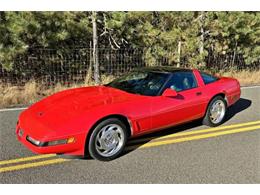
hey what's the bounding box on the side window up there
[200,72,218,85]
[165,71,197,92]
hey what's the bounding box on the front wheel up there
[203,96,227,127]
[88,118,127,161]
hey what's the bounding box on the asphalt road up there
[0,86,259,183]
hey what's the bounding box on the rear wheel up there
[203,96,227,127]
[88,118,127,161]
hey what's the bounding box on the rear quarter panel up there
[216,77,241,106]
[193,70,240,116]
[199,76,240,108]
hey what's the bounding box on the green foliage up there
[0,11,259,70]
[205,12,260,64]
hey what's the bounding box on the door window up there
[164,71,198,92]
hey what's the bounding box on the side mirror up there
[162,88,178,97]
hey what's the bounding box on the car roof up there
[134,66,192,74]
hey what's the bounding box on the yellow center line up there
[0,158,70,173]
[0,154,56,166]
[126,124,260,150]
[1,121,259,173]
[128,120,260,144]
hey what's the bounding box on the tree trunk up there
[232,41,237,68]
[85,41,93,84]
[177,41,181,67]
[92,11,100,84]
[199,12,204,54]
[199,11,205,67]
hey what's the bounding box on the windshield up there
[106,71,170,96]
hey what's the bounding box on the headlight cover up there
[26,136,44,146]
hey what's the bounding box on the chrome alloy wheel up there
[209,100,226,124]
[95,124,125,157]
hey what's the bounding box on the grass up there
[221,70,260,86]
[0,70,260,108]
[0,75,114,109]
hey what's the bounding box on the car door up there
[148,71,208,131]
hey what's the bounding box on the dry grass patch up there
[0,75,115,108]
[0,81,41,108]
[0,71,259,108]
[221,70,260,86]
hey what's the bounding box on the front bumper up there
[16,124,86,156]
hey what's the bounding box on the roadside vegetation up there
[1,12,260,83]
[0,75,114,108]
[1,70,259,108]
[0,12,259,108]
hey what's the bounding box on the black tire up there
[203,96,227,127]
[88,118,127,161]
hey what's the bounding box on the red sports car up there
[16,67,241,161]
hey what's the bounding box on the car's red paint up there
[16,69,241,156]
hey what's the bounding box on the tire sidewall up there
[204,96,227,127]
[88,118,127,161]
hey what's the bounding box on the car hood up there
[19,86,140,134]
[28,86,137,115]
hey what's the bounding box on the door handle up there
[196,92,202,96]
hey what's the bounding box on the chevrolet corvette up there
[16,67,241,161]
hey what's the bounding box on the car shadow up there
[121,97,252,157]
[225,98,252,121]
[71,98,251,161]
